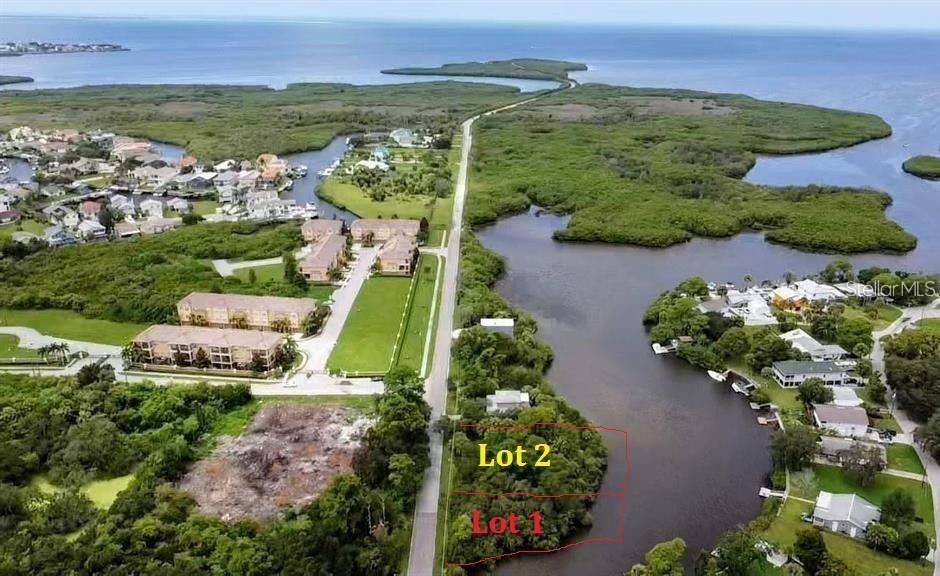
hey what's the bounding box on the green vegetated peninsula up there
[0,82,528,160]
[381,58,587,83]
[468,84,915,253]
[902,155,940,180]
[0,75,33,86]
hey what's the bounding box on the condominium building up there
[300,233,347,283]
[177,292,317,332]
[301,219,343,243]
[132,325,284,370]
[377,232,418,275]
[350,218,420,243]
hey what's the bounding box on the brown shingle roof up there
[301,219,343,241]
[178,292,317,315]
[378,233,417,260]
[134,325,284,349]
[351,218,420,237]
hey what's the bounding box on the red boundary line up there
[446,421,630,568]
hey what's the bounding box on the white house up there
[793,279,846,303]
[813,404,869,438]
[0,193,12,212]
[167,197,190,213]
[354,159,389,172]
[725,290,778,326]
[485,390,530,414]
[390,128,417,147]
[480,318,515,336]
[811,492,880,540]
[139,198,164,219]
[772,361,850,388]
[779,329,849,361]
[76,219,107,240]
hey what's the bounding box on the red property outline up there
[445,421,629,568]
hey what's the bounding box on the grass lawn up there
[30,473,134,510]
[231,263,335,301]
[317,178,434,220]
[762,499,932,576]
[327,275,413,374]
[728,360,803,423]
[916,319,940,337]
[0,218,45,238]
[396,255,441,372]
[80,174,113,189]
[0,308,146,346]
[812,464,934,532]
[842,302,902,331]
[887,443,927,475]
[191,199,221,216]
[0,334,40,358]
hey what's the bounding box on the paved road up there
[870,297,940,574]
[0,326,121,357]
[407,91,558,576]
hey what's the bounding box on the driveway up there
[0,326,121,357]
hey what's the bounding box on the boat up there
[707,369,729,382]
[652,342,678,355]
[303,202,319,218]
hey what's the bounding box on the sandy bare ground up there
[180,404,371,521]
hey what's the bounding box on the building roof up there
[813,404,870,426]
[779,329,849,359]
[481,318,515,327]
[818,436,885,459]
[179,156,197,168]
[301,234,346,271]
[301,219,343,240]
[772,286,803,302]
[773,360,846,376]
[813,491,880,527]
[178,292,317,316]
[698,297,730,313]
[81,200,103,214]
[351,218,420,237]
[134,324,284,349]
[378,232,417,260]
[486,390,530,405]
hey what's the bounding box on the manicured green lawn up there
[231,263,335,301]
[887,443,927,475]
[0,334,40,358]
[396,255,441,372]
[812,464,934,531]
[0,308,146,345]
[327,276,413,374]
[842,302,902,331]
[916,319,940,337]
[30,473,134,510]
[191,199,221,216]
[728,360,803,423]
[318,178,434,220]
[762,499,931,576]
[0,218,45,238]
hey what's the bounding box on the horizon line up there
[1,13,940,34]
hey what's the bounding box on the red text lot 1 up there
[471,509,543,536]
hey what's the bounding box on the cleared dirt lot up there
[180,403,371,520]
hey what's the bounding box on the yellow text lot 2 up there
[478,443,551,467]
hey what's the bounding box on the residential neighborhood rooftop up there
[134,324,285,349]
[812,491,881,527]
[178,292,318,315]
[812,404,870,426]
[773,360,845,376]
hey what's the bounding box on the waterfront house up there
[213,170,239,188]
[771,361,850,388]
[43,225,77,247]
[793,279,845,303]
[179,156,198,172]
[139,198,164,219]
[818,437,886,466]
[300,234,347,284]
[811,491,880,540]
[139,217,181,235]
[134,152,172,168]
[813,404,869,438]
[301,219,344,243]
[132,325,284,371]
[771,286,809,312]
[76,219,107,240]
[80,200,103,220]
[177,292,317,332]
[0,210,20,224]
[114,221,141,238]
[377,233,418,275]
[486,390,531,414]
[237,169,260,190]
[354,159,390,172]
[133,165,178,189]
[111,139,153,162]
[350,218,420,243]
[167,197,190,213]
[214,159,236,172]
[480,318,515,336]
[390,128,417,147]
[779,329,849,361]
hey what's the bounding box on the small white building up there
[480,318,515,336]
[139,198,163,218]
[813,404,869,438]
[354,159,389,172]
[167,197,190,213]
[793,279,846,303]
[76,219,107,240]
[811,491,880,540]
[486,390,531,414]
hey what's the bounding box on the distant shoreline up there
[0,75,33,86]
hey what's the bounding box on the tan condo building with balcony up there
[300,233,348,283]
[177,292,317,332]
[132,325,284,370]
[377,233,418,275]
[350,218,420,243]
[301,219,344,243]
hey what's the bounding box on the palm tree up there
[52,342,70,363]
[37,344,52,362]
[743,274,753,290]
[784,271,796,286]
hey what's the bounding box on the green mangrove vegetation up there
[902,155,940,180]
[382,58,586,83]
[0,81,527,159]
[0,221,308,325]
[468,83,915,253]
